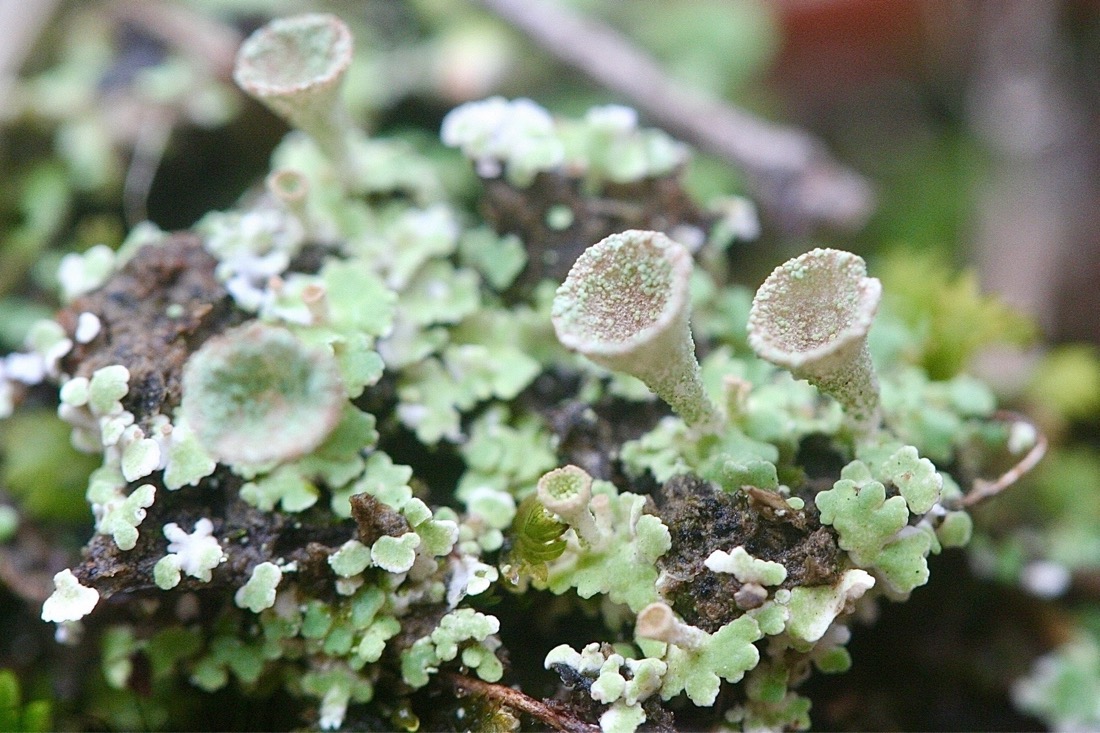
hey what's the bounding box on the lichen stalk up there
[233,14,355,165]
[552,229,720,429]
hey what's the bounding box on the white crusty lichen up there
[41,569,100,623]
[544,642,667,733]
[441,96,688,187]
[552,229,720,429]
[705,546,788,587]
[96,483,156,551]
[153,519,226,589]
[748,248,882,434]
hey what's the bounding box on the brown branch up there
[470,0,874,234]
[106,0,242,79]
[962,411,1047,507]
[0,0,60,116]
[441,672,600,733]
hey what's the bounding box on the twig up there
[470,0,874,234]
[106,0,242,79]
[441,672,600,733]
[123,106,175,227]
[962,411,1047,507]
[0,0,61,118]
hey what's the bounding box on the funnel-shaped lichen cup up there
[748,248,882,432]
[181,322,345,466]
[234,13,353,163]
[552,229,719,428]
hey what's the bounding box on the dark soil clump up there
[58,232,245,423]
[652,474,842,631]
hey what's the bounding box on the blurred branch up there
[962,411,1047,507]
[471,0,875,234]
[0,0,60,118]
[966,0,1083,335]
[106,0,242,79]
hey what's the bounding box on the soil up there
[652,474,841,632]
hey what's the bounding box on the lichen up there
[0,13,1043,733]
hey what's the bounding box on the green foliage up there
[879,249,1035,379]
[0,670,51,733]
[1028,344,1100,422]
[0,409,98,522]
[1014,630,1100,731]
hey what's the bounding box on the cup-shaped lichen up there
[181,322,345,465]
[536,465,602,548]
[233,13,353,163]
[748,248,882,431]
[551,230,719,428]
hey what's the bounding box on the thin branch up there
[0,0,60,117]
[962,411,1047,507]
[441,672,600,733]
[470,0,874,234]
[106,0,242,79]
[123,106,175,228]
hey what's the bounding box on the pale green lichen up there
[748,248,882,433]
[0,15,1036,730]
[553,230,719,428]
[401,609,502,688]
[542,485,672,612]
[783,569,875,646]
[97,483,155,551]
[815,461,909,568]
[329,539,372,578]
[181,322,346,466]
[233,14,355,164]
[370,533,420,574]
[634,603,763,707]
[1013,632,1100,732]
[234,562,283,613]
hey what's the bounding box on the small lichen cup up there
[747,248,882,433]
[233,13,354,164]
[180,322,345,466]
[551,229,720,429]
[536,465,603,549]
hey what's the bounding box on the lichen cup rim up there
[551,229,693,359]
[232,13,353,99]
[747,247,882,371]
